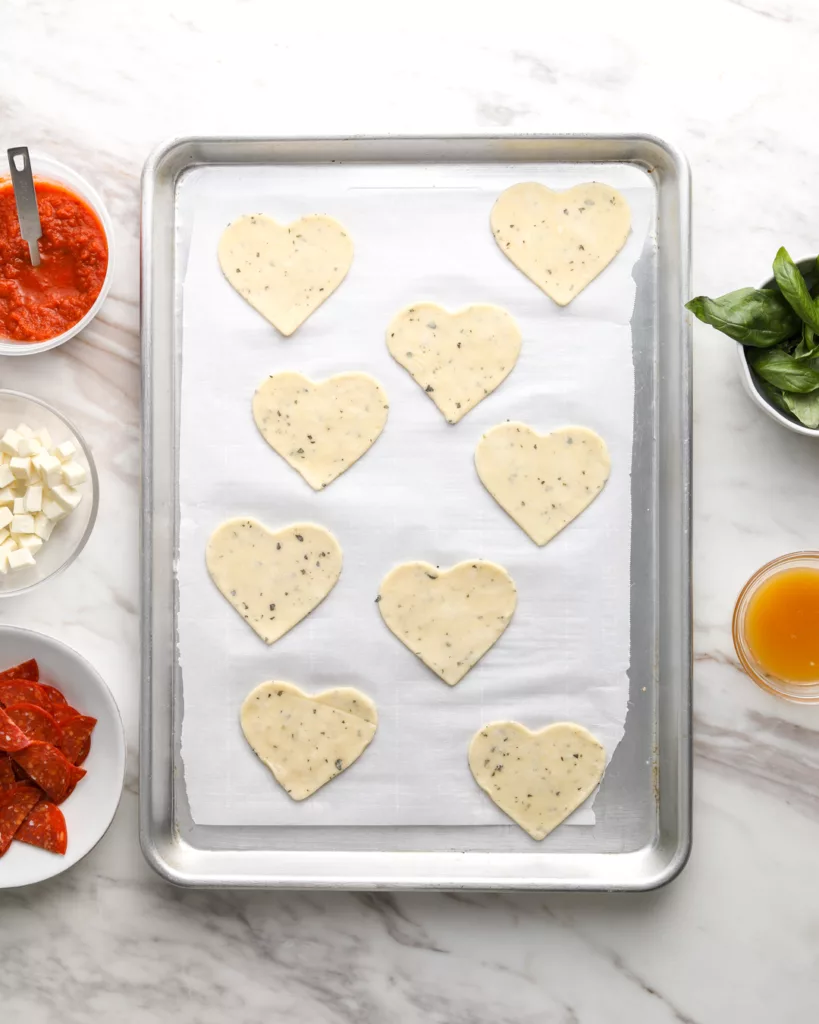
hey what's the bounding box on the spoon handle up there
[7,147,42,267]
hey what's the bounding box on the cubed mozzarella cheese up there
[42,497,67,521]
[0,430,22,456]
[0,464,13,489]
[54,440,77,461]
[61,460,87,487]
[50,484,82,512]
[0,487,15,506]
[37,453,63,487]
[24,485,42,513]
[17,437,42,457]
[0,507,11,531]
[14,424,33,438]
[0,528,8,545]
[7,547,36,570]
[34,427,53,450]
[9,457,31,481]
[12,497,25,515]
[10,514,34,535]
[16,535,43,554]
[0,539,15,574]
[33,513,54,541]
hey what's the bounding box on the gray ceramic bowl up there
[736,256,818,436]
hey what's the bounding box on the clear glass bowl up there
[0,152,115,356]
[733,551,819,703]
[0,390,99,596]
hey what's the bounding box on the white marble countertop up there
[2,1,819,1020]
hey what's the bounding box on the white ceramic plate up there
[0,626,125,887]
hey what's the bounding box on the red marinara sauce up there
[0,179,108,343]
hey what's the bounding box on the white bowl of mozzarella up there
[0,391,98,595]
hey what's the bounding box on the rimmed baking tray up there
[140,135,691,889]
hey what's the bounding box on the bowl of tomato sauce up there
[0,153,113,356]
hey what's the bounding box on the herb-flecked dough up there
[475,423,610,546]
[491,182,631,305]
[385,303,521,423]
[468,721,606,839]
[241,681,377,800]
[377,560,517,686]
[218,213,354,336]
[253,371,389,490]
[206,519,342,644]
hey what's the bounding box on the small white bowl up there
[0,625,125,888]
[736,256,819,436]
[0,390,99,595]
[0,152,114,357]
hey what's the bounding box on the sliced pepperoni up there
[0,753,16,792]
[12,741,85,804]
[0,659,39,683]
[6,703,63,746]
[39,683,67,708]
[0,707,32,753]
[59,715,96,766]
[50,704,81,726]
[14,797,67,855]
[0,679,49,711]
[0,783,41,855]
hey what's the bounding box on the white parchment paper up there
[177,161,653,827]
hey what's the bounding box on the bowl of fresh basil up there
[687,250,819,435]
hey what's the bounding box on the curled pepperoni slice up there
[0,679,49,711]
[0,753,15,792]
[39,683,67,708]
[11,741,85,804]
[6,703,63,747]
[0,783,40,855]
[0,659,39,683]
[50,704,81,726]
[59,715,96,766]
[14,797,67,855]
[0,707,32,753]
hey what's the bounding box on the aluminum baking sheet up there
[140,136,692,890]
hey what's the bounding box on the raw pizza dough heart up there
[468,721,606,840]
[253,371,389,490]
[206,519,342,644]
[491,182,631,306]
[241,680,377,800]
[386,303,521,423]
[377,560,517,686]
[475,423,610,546]
[218,213,354,336]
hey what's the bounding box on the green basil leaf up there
[747,348,819,393]
[794,324,818,359]
[772,247,819,332]
[685,287,800,346]
[751,372,791,415]
[782,391,819,429]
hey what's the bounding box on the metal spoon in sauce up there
[7,147,42,266]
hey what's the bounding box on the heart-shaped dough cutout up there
[491,182,630,306]
[386,303,522,423]
[206,519,342,644]
[377,560,516,685]
[469,721,606,840]
[253,372,389,490]
[218,214,353,335]
[241,681,377,800]
[475,423,610,546]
